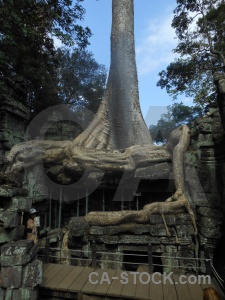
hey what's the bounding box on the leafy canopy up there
[0,0,92,115]
[149,102,202,143]
[57,48,107,113]
[157,0,225,108]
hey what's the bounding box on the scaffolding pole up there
[85,189,88,215]
[102,190,105,211]
[58,188,62,228]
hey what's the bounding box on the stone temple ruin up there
[0,0,225,299]
[1,75,225,299]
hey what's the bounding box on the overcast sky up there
[80,0,192,126]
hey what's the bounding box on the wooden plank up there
[162,275,177,300]
[186,277,203,300]
[200,276,215,289]
[173,274,192,300]
[93,269,117,296]
[69,267,95,293]
[81,268,103,294]
[42,263,57,275]
[120,272,137,299]
[41,264,64,287]
[149,273,163,300]
[56,266,84,291]
[44,264,75,290]
[107,270,124,297]
[135,272,150,300]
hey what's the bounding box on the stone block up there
[0,186,27,198]
[12,288,38,300]
[199,225,222,239]
[149,215,162,224]
[149,225,158,237]
[199,123,212,133]
[0,211,21,228]
[9,226,25,241]
[5,288,12,300]
[134,163,170,180]
[92,234,161,245]
[0,97,30,120]
[90,224,152,235]
[0,266,22,288]
[191,191,221,207]
[95,235,119,244]
[160,237,177,245]
[176,225,195,238]
[197,207,223,218]
[157,224,175,237]
[199,216,222,228]
[0,228,10,244]
[0,288,6,300]
[69,217,90,237]
[164,214,176,225]
[177,237,193,245]
[198,133,213,143]
[177,244,194,252]
[47,228,64,243]
[175,213,193,224]
[199,180,221,194]
[162,245,178,254]
[184,151,198,165]
[22,260,42,287]
[7,197,32,212]
[149,214,176,225]
[186,178,205,193]
[1,240,37,267]
[119,235,152,244]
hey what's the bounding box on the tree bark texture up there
[73,0,151,150]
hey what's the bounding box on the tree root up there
[85,192,197,236]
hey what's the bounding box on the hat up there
[29,208,37,215]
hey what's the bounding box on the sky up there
[80,0,190,126]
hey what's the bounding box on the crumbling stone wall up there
[0,77,29,162]
[66,214,196,274]
[0,79,42,300]
[0,185,31,244]
[60,110,225,275]
[0,240,42,300]
[185,108,225,275]
[0,77,225,279]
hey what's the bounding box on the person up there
[26,208,38,244]
[203,287,221,300]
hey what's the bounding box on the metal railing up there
[38,240,211,275]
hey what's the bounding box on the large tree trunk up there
[73,0,151,150]
[3,1,197,237]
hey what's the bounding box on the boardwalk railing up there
[39,242,212,274]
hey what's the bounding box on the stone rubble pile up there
[0,240,42,300]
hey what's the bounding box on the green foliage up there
[155,130,164,144]
[0,0,92,115]
[149,102,202,143]
[57,48,107,113]
[157,0,225,108]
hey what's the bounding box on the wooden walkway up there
[39,263,224,300]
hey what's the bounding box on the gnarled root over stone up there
[85,192,197,237]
